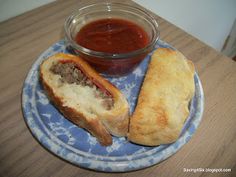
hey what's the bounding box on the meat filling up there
[50,62,114,110]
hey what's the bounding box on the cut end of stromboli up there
[40,53,129,146]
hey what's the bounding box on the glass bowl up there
[64,2,159,76]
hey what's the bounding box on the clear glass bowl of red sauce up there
[64,2,159,76]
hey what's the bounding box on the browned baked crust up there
[128,48,195,146]
[40,53,129,146]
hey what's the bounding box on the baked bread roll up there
[40,53,129,146]
[128,48,195,146]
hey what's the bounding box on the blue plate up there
[22,40,204,172]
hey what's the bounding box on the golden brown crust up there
[40,53,129,146]
[128,48,195,146]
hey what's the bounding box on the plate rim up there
[22,40,204,172]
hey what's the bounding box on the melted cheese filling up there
[48,73,110,119]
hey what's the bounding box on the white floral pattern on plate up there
[22,40,204,172]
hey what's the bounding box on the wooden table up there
[0,0,235,177]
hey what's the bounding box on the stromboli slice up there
[128,48,195,146]
[40,53,129,146]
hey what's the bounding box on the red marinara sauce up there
[72,18,150,75]
[75,18,149,53]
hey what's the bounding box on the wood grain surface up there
[0,0,235,177]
